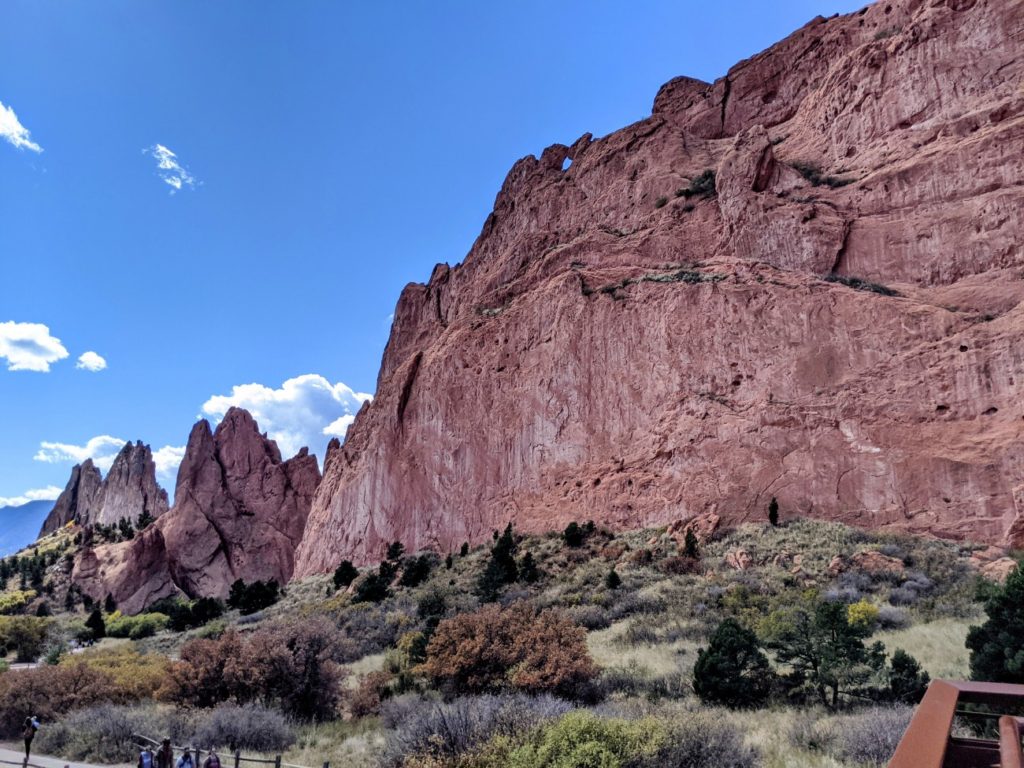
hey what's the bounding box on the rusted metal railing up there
[889,679,1024,768]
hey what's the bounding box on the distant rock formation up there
[293,0,1024,574]
[39,442,169,537]
[39,460,103,536]
[72,408,320,611]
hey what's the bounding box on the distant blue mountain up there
[0,500,54,556]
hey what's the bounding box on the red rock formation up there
[295,0,1024,573]
[72,526,181,615]
[71,408,320,609]
[39,442,169,536]
[158,408,321,598]
[40,460,103,536]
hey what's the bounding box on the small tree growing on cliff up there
[768,497,780,527]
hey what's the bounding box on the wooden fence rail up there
[132,734,328,768]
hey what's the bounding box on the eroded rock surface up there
[295,0,1024,573]
[73,408,320,608]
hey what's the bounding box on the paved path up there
[0,745,129,768]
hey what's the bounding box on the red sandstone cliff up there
[72,408,320,611]
[294,0,1024,574]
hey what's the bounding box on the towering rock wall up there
[294,0,1024,574]
[39,443,169,536]
[72,408,321,612]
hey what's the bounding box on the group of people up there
[141,740,223,768]
[20,718,223,768]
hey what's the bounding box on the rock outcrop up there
[72,408,321,608]
[39,442,169,536]
[40,460,103,535]
[294,0,1024,573]
[159,408,321,598]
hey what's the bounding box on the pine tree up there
[519,552,540,583]
[888,648,930,703]
[333,560,359,590]
[605,568,622,590]
[967,563,1024,683]
[104,593,117,613]
[85,608,106,640]
[683,529,700,559]
[460,542,470,557]
[476,523,518,601]
[768,497,780,527]
[694,618,775,708]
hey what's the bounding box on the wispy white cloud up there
[34,435,185,483]
[0,486,62,508]
[35,435,127,472]
[76,351,107,372]
[0,100,42,152]
[0,321,69,372]
[152,445,186,480]
[146,144,196,193]
[202,374,372,462]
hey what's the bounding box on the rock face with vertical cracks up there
[40,442,169,536]
[73,408,321,610]
[294,0,1024,574]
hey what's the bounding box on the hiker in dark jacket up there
[203,751,221,768]
[156,739,174,768]
[22,716,39,765]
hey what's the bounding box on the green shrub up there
[675,169,717,199]
[824,273,899,297]
[506,711,662,768]
[106,611,169,639]
[792,161,852,188]
[227,579,280,614]
[0,589,36,615]
[0,615,51,662]
[654,196,668,209]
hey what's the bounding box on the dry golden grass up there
[875,617,975,680]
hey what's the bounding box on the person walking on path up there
[139,745,156,768]
[22,716,39,766]
[176,748,196,768]
[156,739,174,768]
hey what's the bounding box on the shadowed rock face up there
[73,408,321,609]
[40,460,103,536]
[294,0,1024,574]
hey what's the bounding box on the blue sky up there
[0,0,865,506]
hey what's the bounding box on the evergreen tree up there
[967,563,1024,683]
[519,552,540,583]
[333,560,359,590]
[117,517,135,540]
[694,618,775,708]
[104,593,117,613]
[445,553,454,570]
[604,568,622,590]
[562,522,585,547]
[888,648,930,704]
[136,510,156,530]
[683,529,700,559]
[768,497,780,527]
[386,541,405,561]
[460,542,470,557]
[476,523,518,601]
[85,607,106,640]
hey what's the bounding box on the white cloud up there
[146,144,196,193]
[0,486,62,508]
[34,435,185,485]
[202,374,372,462]
[0,100,42,152]
[76,351,107,372]
[34,435,127,472]
[0,321,69,372]
[153,445,186,480]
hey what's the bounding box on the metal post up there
[274,757,281,768]
[234,752,240,768]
